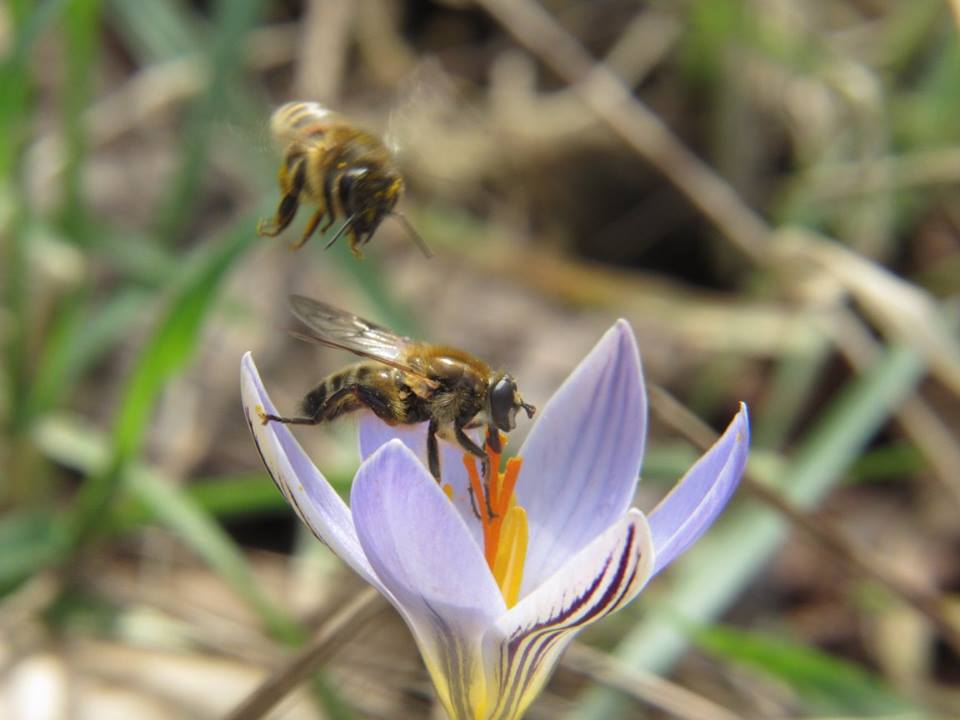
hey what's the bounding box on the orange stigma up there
[462,436,528,607]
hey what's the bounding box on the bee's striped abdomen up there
[270,101,335,147]
[302,368,355,421]
[300,364,408,424]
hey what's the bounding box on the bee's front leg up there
[427,418,441,482]
[291,209,325,249]
[347,228,366,261]
[485,425,502,454]
[257,192,300,237]
[455,423,496,520]
[259,160,306,238]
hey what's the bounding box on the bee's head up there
[336,168,431,257]
[489,373,536,433]
[340,168,402,241]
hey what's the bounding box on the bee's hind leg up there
[258,411,320,427]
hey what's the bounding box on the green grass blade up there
[152,0,266,241]
[33,413,298,640]
[27,288,151,420]
[67,218,255,546]
[693,625,922,717]
[126,467,301,643]
[116,473,286,528]
[57,0,102,235]
[0,509,66,594]
[106,0,203,61]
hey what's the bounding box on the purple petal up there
[240,353,388,595]
[358,414,485,549]
[351,439,506,644]
[516,320,647,595]
[482,509,655,720]
[647,403,750,576]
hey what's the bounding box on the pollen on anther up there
[442,483,454,501]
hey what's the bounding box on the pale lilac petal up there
[516,320,646,595]
[358,414,484,549]
[482,510,655,720]
[351,440,506,719]
[240,353,388,596]
[357,414,427,462]
[351,439,506,640]
[647,403,749,576]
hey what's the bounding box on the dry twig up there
[564,643,741,720]
[475,0,770,264]
[223,587,386,720]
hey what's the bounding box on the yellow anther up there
[493,506,528,608]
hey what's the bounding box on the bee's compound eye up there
[491,376,519,432]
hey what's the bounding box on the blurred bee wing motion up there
[288,295,440,393]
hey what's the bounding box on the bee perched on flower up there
[241,320,749,720]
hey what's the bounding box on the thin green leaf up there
[126,467,301,643]
[0,509,66,594]
[33,413,298,641]
[693,625,921,717]
[58,0,102,234]
[152,0,266,241]
[67,218,255,545]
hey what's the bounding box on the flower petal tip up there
[368,436,419,465]
[646,405,750,576]
[734,401,751,446]
[352,436,438,509]
[610,318,640,355]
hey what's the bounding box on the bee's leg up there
[465,481,482,520]
[258,158,306,237]
[256,192,299,237]
[426,418,441,483]
[291,209,324,250]
[455,423,496,520]
[348,228,365,261]
[258,411,320,427]
[485,425,502,454]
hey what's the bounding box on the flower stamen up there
[462,440,528,607]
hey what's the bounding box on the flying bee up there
[257,101,431,260]
[259,295,535,514]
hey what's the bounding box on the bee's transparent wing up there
[289,295,439,391]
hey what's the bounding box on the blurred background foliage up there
[1,0,960,718]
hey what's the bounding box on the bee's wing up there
[289,295,440,391]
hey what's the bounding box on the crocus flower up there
[240,320,749,720]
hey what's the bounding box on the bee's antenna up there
[324,214,356,251]
[521,401,536,419]
[392,212,434,258]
